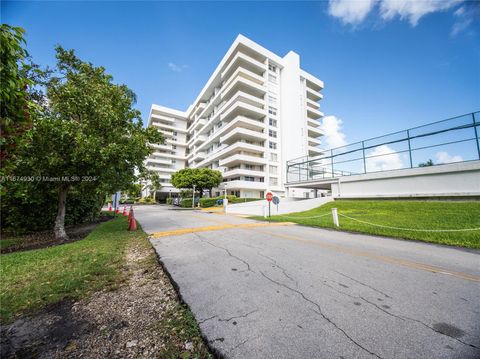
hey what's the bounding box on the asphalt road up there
[135,205,480,359]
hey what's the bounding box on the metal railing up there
[287,111,480,183]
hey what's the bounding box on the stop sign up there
[266,192,273,202]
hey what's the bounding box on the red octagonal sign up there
[266,192,273,202]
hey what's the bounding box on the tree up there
[418,159,434,167]
[0,25,39,177]
[171,168,222,197]
[13,46,163,240]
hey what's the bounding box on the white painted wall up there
[226,196,333,216]
[331,161,480,198]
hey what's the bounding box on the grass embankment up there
[0,216,134,322]
[253,200,480,249]
[1,214,212,357]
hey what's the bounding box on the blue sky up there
[2,1,479,159]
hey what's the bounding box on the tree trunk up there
[209,188,212,198]
[54,185,69,241]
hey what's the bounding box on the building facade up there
[145,35,324,199]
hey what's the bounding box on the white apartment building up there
[145,34,324,200]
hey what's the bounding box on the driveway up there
[135,205,480,359]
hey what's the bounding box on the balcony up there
[152,122,187,133]
[220,127,266,144]
[222,168,265,179]
[221,180,267,191]
[219,153,267,167]
[198,141,265,167]
[221,101,266,122]
[222,73,266,101]
[308,137,322,146]
[193,134,207,146]
[205,116,265,145]
[146,157,172,166]
[308,146,324,156]
[307,118,321,128]
[308,125,323,137]
[193,102,206,116]
[306,98,321,110]
[221,51,265,80]
[151,113,175,124]
[307,107,323,120]
[191,118,206,132]
[306,87,323,102]
[150,143,172,151]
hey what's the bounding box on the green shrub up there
[199,198,220,208]
[166,198,173,205]
[136,196,155,204]
[1,181,104,234]
[180,198,193,208]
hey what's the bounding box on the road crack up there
[193,233,255,273]
[218,309,258,322]
[257,252,298,286]
[259,270,382,358]
[334,270,392,298]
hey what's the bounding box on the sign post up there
[266,192,273,222]
[272,196,280,214]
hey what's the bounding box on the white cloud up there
[366,144,404,172]
[328,0,464,27]
[435,151,463,164]
[379,0,461,26]
[168,63,188,73]
[328,0,376,25]
[320,115,348,149]
[451,4,477,36]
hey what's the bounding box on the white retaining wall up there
[331,161,480,198]
[226,196,334,216]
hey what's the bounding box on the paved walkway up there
[135,205,480,359]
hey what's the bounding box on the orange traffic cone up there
[128,216,137,231]
[128,206,133,222]
[108,203,112,212]
[122,205,127,216]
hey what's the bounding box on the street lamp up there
[224,184,227,200]
[192,184,196,209]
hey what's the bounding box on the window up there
[268,95,277,104]
[268,74,277,84]
[269,141,277,150]
[270,177,278,186]
[269,165,278,174]
[269,129,277,138]
[269,118,277,127]
[268,64,277,72]
[270,153,278,161]
[172,145,177,149]
[172,159,176,164]
[245,164,254,170]
[172,137,177,142]
[268,107,277,116]
[173,131,177,136]
[245,176,254,182]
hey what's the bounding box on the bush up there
[1,182,104,234]
[166,198,173,205]
[136,196,156,204]
[200,197,219,208]
[180,198,192,208]
[198,195,262,207]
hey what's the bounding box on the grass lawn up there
[253,200,480,249]
[0,215,136,323]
